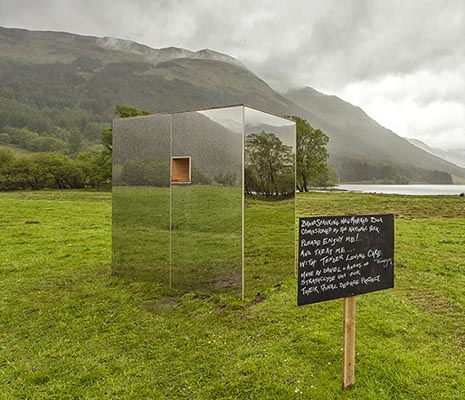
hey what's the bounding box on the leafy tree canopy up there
[103,105,152,154]
[115,105,150,118]
[287,115,334,191]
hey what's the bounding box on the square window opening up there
[171,156,191,183]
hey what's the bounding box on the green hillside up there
[1,26,464,183]
[408,138,465,168]
[286,87,465,183]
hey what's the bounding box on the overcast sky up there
[1,0,464,149]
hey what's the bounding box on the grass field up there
[0,190,464,399]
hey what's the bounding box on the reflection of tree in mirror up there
[214,172,239,187]
[245,131,295,198]
[120,159,170,187]
[191,166,213,185]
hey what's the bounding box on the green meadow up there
[0,190,464,399]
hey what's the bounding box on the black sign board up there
[298,214,394,305]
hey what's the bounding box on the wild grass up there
[0,190,463,399]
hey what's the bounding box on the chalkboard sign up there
[298,214,394,306]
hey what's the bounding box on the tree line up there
[332,156,453,184]
[0,98,105,152]
[0,105,149,191]
[0,105,336,191]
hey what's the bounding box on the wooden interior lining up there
[171,157,191,183]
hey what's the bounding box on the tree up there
[102,105,151,155]
[101,105,152,185]
[102,126,113,154]
[28,153,85,189]
[115,105,150,118]
[77,149,111,188]
[67,128,85,154]
[0,148,15,189]
[287,116,332,191]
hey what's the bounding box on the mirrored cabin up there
[113,105,296,298]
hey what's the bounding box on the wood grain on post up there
[343,296,356,390]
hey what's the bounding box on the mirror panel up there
[244,107,296,297]
[170,106,243,293]
[112,114,171,285]
[112,106,296,298]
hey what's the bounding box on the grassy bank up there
[0,190,464,399]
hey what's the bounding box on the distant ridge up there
[286,87,465,182]
[407,138,465,168]
[0,26,247,68]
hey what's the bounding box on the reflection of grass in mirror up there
[171,185,242,233]
[113,185,242,292]
[171,185,242,292]
[113,186,170,284]
[245,196,295,297]
[113,185,295,294]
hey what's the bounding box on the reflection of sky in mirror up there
[195,105,296,149]
[199,106,243,134]
[245,107,295,150]
[245,107,295,128]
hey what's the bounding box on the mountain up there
[1,26,464,183]
[0,26,245,67]
[286,87,465,183]
[407,138,465,168]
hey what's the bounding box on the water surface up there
[338,184,465,196]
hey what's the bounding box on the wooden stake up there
[342,296,356,390]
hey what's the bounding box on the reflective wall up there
[112,105,296,298]
[112,114,171,285]
[244,107,296,297]
[171,107,243,292]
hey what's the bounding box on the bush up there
[0,150,110,190]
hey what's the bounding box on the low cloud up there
[339,69,465,148]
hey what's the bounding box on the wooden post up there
[342,296,356,390]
